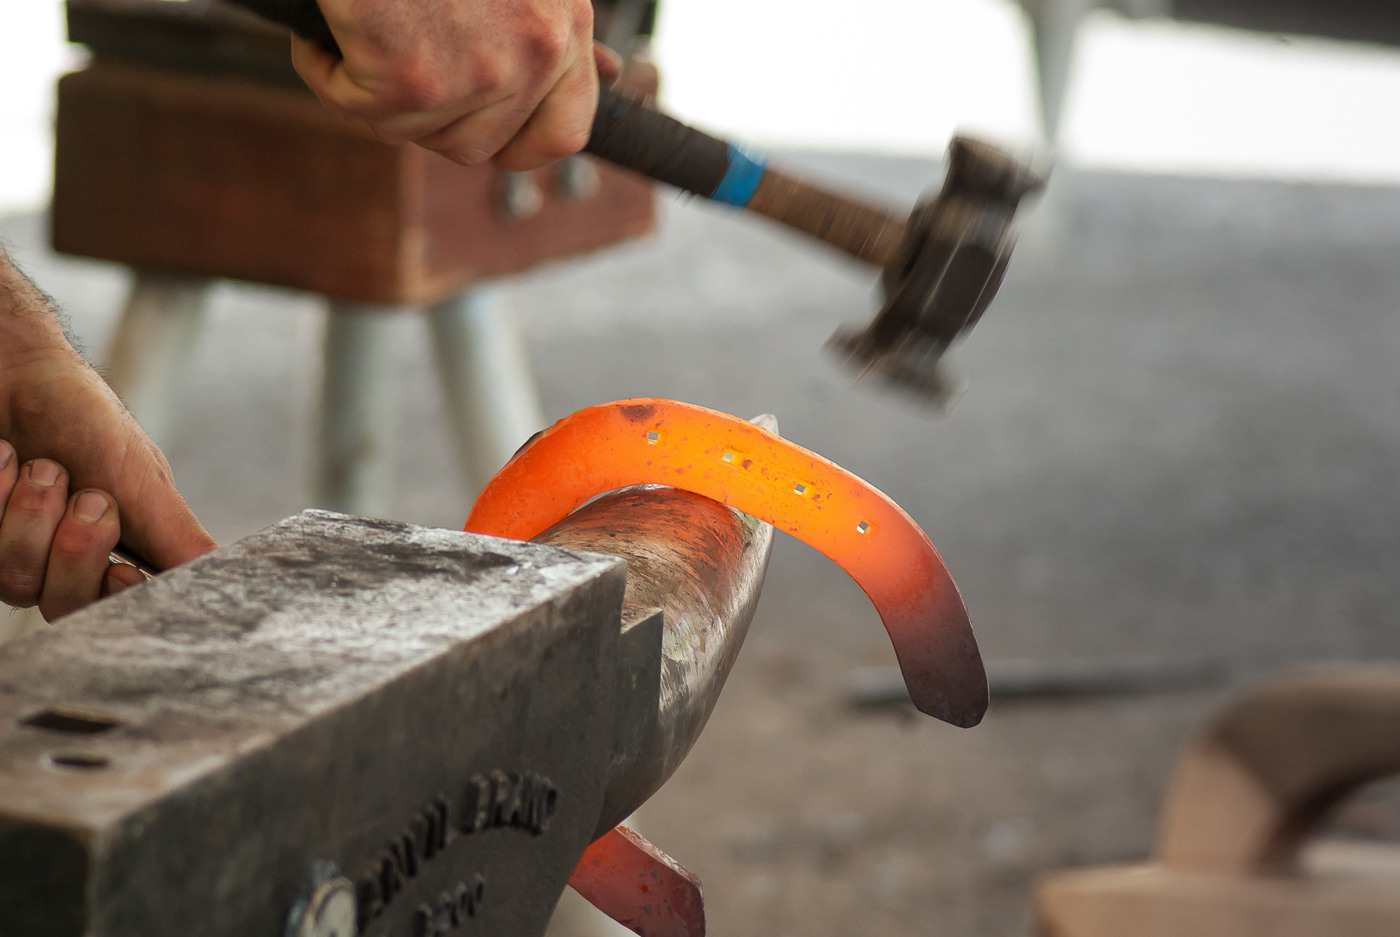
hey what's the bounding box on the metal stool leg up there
[317,302,404,518]
[103,271,213,448]
[428,286,545,501]
[1024,0,1096,141]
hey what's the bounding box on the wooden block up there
[65,0,302,88]
[1037,846,1400,937]
[52,62,656,304]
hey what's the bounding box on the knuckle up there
[0,570,43,607]
[527,20,572,70]
[386,56,452,112]
[50,528,107,564]
[467,56,507,98]
[8,491,61,523]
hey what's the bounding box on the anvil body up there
[0,511,667,937]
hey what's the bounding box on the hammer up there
[253,0,1049,407]
[587,88,1049,408]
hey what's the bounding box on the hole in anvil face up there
[46,752,110,770]
[22,708,122,735]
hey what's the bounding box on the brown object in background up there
[1035,666,1400,937]
[53,63,655,304]
[52,2,657,306]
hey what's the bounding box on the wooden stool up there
[1035,666,1400,936]
[54,0,656,516]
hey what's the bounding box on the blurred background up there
[4,1,1400,934]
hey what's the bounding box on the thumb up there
[111,437,217,572]
[594,42,623,83]
[291,33,350,109]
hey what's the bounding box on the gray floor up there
[5,156,1400,935]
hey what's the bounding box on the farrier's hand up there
[0,253,217,620]
[291,0,607,171]
[0,447,143,622]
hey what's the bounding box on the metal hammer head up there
[828,137,1049,408]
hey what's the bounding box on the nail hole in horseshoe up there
[22,708,121,735]
[46,752,110,770]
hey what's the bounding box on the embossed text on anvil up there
[461,770,558,836]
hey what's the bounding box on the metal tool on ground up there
[242,0,1050,408]
[848,656,1227,708]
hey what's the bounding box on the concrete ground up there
[5,156,1400,935]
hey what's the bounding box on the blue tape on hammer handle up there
[710,145,768,207]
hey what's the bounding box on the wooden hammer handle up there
[587,88,905,269]
[746,169,906,268]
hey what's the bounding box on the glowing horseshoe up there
[466,399,988,728]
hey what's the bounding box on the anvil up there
[0,496,768,937]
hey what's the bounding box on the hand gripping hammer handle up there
[227,0,909,269]
[588,88,907,268]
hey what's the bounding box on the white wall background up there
[0,0,83,212]
[4,0,1400,214]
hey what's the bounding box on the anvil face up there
[0,511,659,937]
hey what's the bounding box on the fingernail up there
[29,459,61,487]
[0,443,12,470]
[74,491,109,523]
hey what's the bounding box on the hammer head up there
[828,137,1048,408]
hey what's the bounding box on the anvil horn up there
[527,421,774,937]
[534,480,774,836]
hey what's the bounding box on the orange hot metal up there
[568,824,705,937]
[466,398,988,727]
